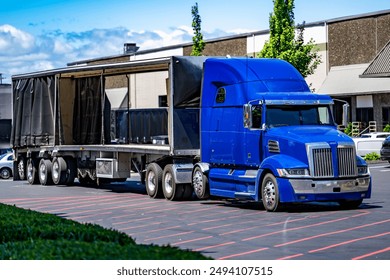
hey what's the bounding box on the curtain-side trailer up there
[12,56,205,200]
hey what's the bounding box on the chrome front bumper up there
[289,177,370,194]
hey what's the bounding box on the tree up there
[258,0,321,78]
[191,2,205,56]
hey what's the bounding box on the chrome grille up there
[338,146,357,177]
[312,147,334,177]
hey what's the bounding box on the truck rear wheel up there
[261,173,281,212]
[162,164,183,201]
[27,158,39,185]
[145,163,163,198]
[192,166,209,199]
[39,159,53,186]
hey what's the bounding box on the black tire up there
[261,173,281,212]
[65,157,77,185]
[145,163,163,198]
[192,166,209,199]
[181,184,194,200]
[0,168,12,179]
[162,164,184,201]
[17,157,26,181]
[339,199,363,209]
[26,158,39,185]
[52,157,68,185]
[38,158,53,186]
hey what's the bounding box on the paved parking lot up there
[0,164,389,260]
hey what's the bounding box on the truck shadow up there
[202,199,383,213]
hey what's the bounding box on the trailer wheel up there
[52,157,68,185]
[261,173,281,212]
[26,158,39,185]
[38,159,53,186]
[192,166,209,199]
[17,157,26,180]
[65,157,76,186]
[0,167,12,179]
[162,164,183,201]
[145,163,163,198]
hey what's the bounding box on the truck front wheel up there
[261,173,281,212]
[145,163,163,198]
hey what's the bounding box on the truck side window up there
[251,105,262,129]
[216,88,226,103]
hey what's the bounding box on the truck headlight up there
[357,166,369,176]
[277,168,310,178]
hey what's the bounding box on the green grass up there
[0,203,210,260]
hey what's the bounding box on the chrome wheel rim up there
[27,161,33,182]
[52,161,60,181]
[164,172,173,195]
[147,171,156,193]
[18,160,25,178]
[263,180,276,209]
[193,170,203,196]
[39,163,47,182]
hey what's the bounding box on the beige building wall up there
[128,71,168,109]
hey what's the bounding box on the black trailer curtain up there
[172,56,207,107]
[73,76,110,144]
[11,76,55,148]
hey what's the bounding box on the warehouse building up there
[68,9,390,132]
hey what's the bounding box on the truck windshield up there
[266,105,334,128]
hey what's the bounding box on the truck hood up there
[267,125,353,145]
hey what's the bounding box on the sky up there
[0,0,389,84]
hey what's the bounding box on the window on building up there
[382,107,390,126]
[356,108,373,127]
[158,95,167,107]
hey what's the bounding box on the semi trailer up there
[11,56,371,211]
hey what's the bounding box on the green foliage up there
[343,122,353,136]
[363,152,381,161]
[258,0,321,78]
[191,2,205,56]
[383,124,390,132]
[0,204,210,260]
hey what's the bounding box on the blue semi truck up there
[11,56,371,211]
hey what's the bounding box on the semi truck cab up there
[193,57,371,211]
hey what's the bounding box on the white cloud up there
[0,24,35,54]
[0,24,242,83]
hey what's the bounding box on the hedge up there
[0,204,210,260]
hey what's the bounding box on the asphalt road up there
[0,163,389,260]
